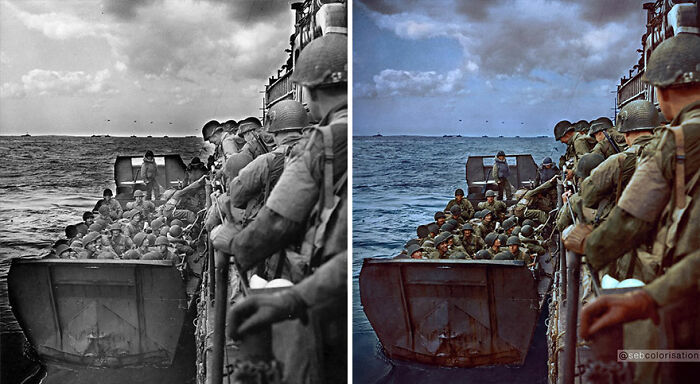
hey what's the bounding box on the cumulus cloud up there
[1,69,118,98]
[360,0,643,83]
[7,1,110,40]
[358,68,465,98]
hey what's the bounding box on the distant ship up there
[163,135,169,138]
[482,135,488,138]
[372,133,383,137]
[21,133,31,137]
[130,135,137,138]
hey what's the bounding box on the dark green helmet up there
[589,117,613,135]
[521,224,534,238]
[446,219,459,227]
[575,153,605,178]
[405,239,420,249]
[554,120,573,140]
[450,205,461,215]
[417,225,430,238]
[237,117,262,136]
[434,211,446,220]
[461,223,474,232]
[618,100,659,133]
[475,249,492,260]
[522,219,535,227]
[434,232,451,247]
[497,233,508,246]
[506,236,521,246]
[643,33,700,88]
[484,232,498,247]
[407,244,423,256]
[573,120,590,133]
[291,33,347,88]
[427,223,439,234]
[440,222,455,233]
[485,190,496,198]
[511,226,521,236]
[265,100,309,133]
[494,251,514,260]
[502,218,516,231]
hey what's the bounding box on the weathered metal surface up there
[8,259,188,368]
[465,154,538,203]
[113,154,187,199]
[359,258,540,367]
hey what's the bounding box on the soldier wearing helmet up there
[476,209,497,237]
[108,222,134,257]
[506,236,530,264]
[93,188,123,220]
[229,100,310,228]
[589,116,628,159]
[569,31,700,383]
[460,223,486,257]
[142,236,179,263]
[444,188,474,220]
[492,150,513,201]
[536,157,560,186]
[427,232,452,259]
[478,190,507,221]
[213,33,348,378]
[484,232,501,259]
[140,150,159,200]
[126,189,156,221]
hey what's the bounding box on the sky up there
[0,0,294,136]
[353,0,648,136]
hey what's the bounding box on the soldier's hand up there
[227,289,307,340]
[580,290,659,339]
[210,224,238,255]
[562,223,592,254]
[565,169,574,180]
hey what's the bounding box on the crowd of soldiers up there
[48,153,207,263]
[201,33,347,383]
[555,33,698,383]
[395,182,552,265]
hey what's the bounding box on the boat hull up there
[359,259,540,367]
[8,259,188,368]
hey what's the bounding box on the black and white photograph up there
[1,1,347,383]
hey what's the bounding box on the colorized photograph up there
[353,1,699,383]
[1,1,346,384]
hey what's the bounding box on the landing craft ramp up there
[465,154,538,204]
[8,259,188,368]
[360,258,540,367]
[114,154,187,199]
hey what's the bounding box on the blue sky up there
[353,0,647,136]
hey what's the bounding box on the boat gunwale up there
[11,258,176,267]
[362,258,528,267]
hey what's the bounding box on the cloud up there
[1,68,118,98]
[101,0,158,20]
[363,0,642,83]
[7,1,110,40]
[358,68,465,98]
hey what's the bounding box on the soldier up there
[460,223,485,257]
[519,225,546,256]
[492,150,512,200]
[579,101,660,229]
[478,190,507,221]
[108,222,134,257]
[142,236,179,262]
[565,32,700,384]
[484,232,501,258]
[448,205,465,224]
[77,232,101,259]
[536,157,559,185]
[213,33,347,383]
[93,188,123,220]
[407,244,425,259]
[501,217,516,236]
[427,232,452,259]
[444,188,474,220]
[555,153,604,231]
[589,117,627,159]
[555,120,591,178]
[506,236,531,264]
[122,209,143,239]
[236,117,271,163]
[476,209,496,237]
[433,211,447,228]
[125,190,156,221]
[140,150,159,200]
[75,211,94,236]
[229,100,309,225]
[554,120,574,168]
[474,249,492,260]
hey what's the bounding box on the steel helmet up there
[506,236,521,246]
[573,120,590,133]
[427,223,439,234]
[461,223,474,232]
[440,222,455,233]
[123,250,141,260]
[265,100,309,133]
[237,117,262,136]
[133,232,148,248]
[434,232,451,247]
[475,249,491,260]
[617,100,659,133]
[133,190,145,197]
[407,244,424,256]
[291,33,347,88]
[542,157,553,165]
[511,226,521,236]
[494,251,514,260]
[405,239,420,249]
[82,232,101,245]
[455,188,465,196]
[502,218,516,231]
[434,211,446,220]
[202,120,221,140]
[497,150,506,157]
[521,224,534,238]
[643,33,700,88]
[450,205,461,215]
[417,225,430,238]
[109,223,122,232]
[497,233,508,246]
[553,120,573,140]
[170,219,183,227]
[575,153,605,179]
[155,236,170,246]
[484,232,499,247]
[485,190,496,198]
[589,117,613,135]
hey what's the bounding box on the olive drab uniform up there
[519,235,545,256]
[461,234,486,256]
[445,198,474,220]
[590,129,628,159]
[478,200,507,221]
[582,101,700,384]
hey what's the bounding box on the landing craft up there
[7,154,202,370]
[360,154,556,367]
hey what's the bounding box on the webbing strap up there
[321,126,335,209]
[670,126,685,209]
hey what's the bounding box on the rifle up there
[602,131,621,153]
[482,169,492,196]
[252,132,271,154]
